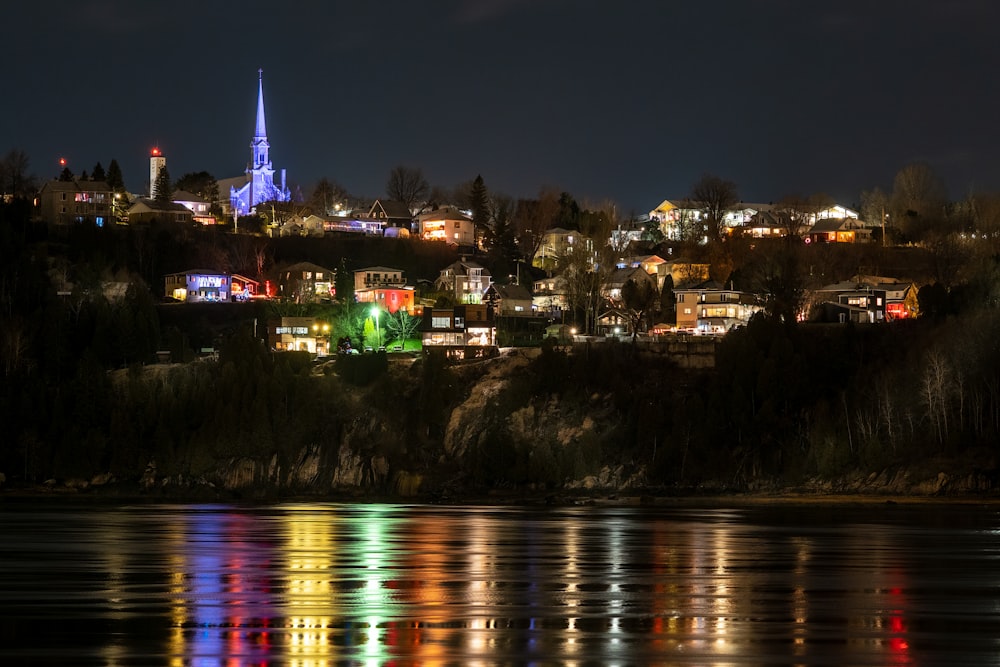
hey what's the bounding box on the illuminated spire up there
[255,68,267,140]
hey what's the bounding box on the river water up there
[0,499,998,665]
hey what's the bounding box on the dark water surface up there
[1,499,998,665]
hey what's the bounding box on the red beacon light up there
[151,147,161,156]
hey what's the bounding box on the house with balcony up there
[266,316,331,356]
[436,258,492,304]
[420,303,497,359]
[37,179,114,226]
[674,280,763,333]
[275,261,335,303]
[353,266,414,314]
[533,274,570,316]
[416,206,475,245]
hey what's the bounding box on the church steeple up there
[251,68,270,169]
[255,68,267,140]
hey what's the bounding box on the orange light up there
[59,157,66,166]
[151,147,161,156]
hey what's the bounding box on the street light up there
[371,305,381,349]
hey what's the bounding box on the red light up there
[59,157,66,166]
[151,148,161,156]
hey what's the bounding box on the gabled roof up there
[810,218,866,233]
[356,266,404,274]
[127,198,192,214]
[441,258,491,276]
[279,261,336,276]
[40,179,112,193]
[416,206,471,222]
[166,268,227,277]
[486,283,532,300]
[607,266,655,287]
[172,189,209,203]
[369,199,413,220]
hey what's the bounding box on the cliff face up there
[19,348,999,501]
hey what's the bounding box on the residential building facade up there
[420,304,497,359]
[436,258,492,304]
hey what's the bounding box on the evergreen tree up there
[58,166,74,182]
[91,162,106,182]
[659,274,676,325]
[153,166,173,203]
[80,170,89,181]
[105,159,126,192]
[469,174,490,249]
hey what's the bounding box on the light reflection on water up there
[1,502,1000,665]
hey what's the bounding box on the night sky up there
[3,0,998,214]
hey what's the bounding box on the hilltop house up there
[533,274,569,316]
[416,206,475,245]
[126,199,194,225]
[275,261,335,303]
[37,179,114,226]
[436,258,492,304]
[354,266,414,314]
[674,280,763,333]
[368,199,414,236]
[806,218,873,244]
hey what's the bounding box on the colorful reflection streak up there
[154,504,928,665]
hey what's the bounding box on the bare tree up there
[513,188,560,265]
[386,165,429,212]
[620,278,658,342]
[690,174,738,242]
[0,149,36,197]
[891,162,948,239]
[308,177,349,215]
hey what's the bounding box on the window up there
[454,317,465,328]
[454,221,460,228]
[432,316,450,329]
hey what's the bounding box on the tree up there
[861,187,890,243]
[386,165,429,212]
[90,163,106,182]
[105,159,126,193]
[579,200,620,250]
[174,171,219,204]
[58,166,74,182]
[621,278,658,342]
[891,162,947,239]
[487,193,518,277]
[153,166,173,203]
[690,173,738,242]
[0,149,36,197]
[469,175,490,249]
[308,177,348,215]
[385,310,420,346]
[513,189,560,265]
[658,274,676,325]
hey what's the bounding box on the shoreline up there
[2,482,999,507]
